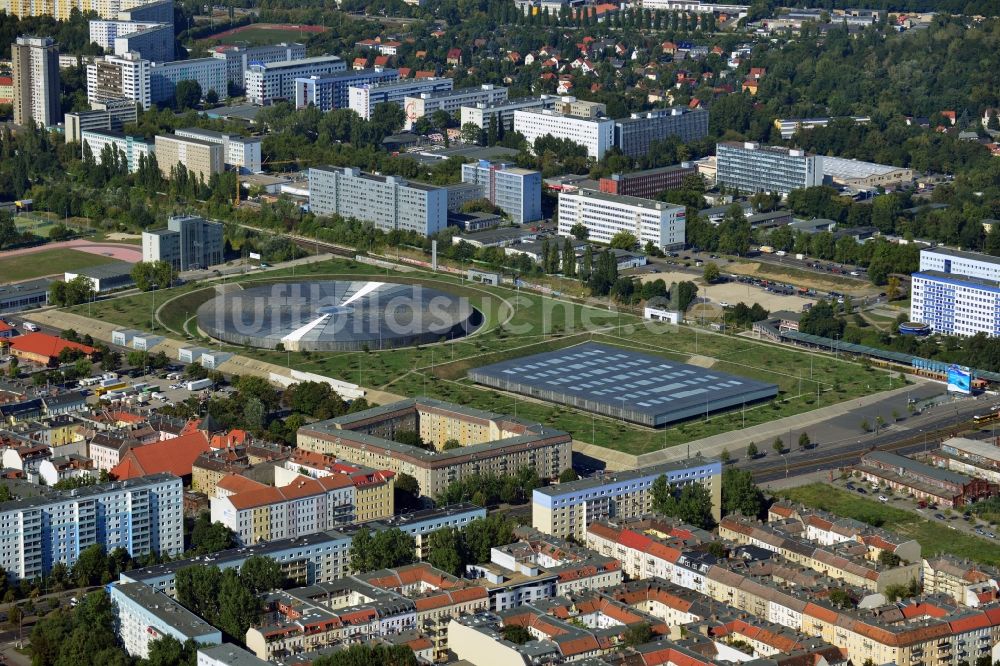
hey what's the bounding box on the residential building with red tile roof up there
[110,430,211,481]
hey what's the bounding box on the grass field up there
[65,257,890,455]
[197,23,327,47]
[0,248,118,282]
[781,483,1000,567]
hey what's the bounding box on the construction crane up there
[234,158,313,205]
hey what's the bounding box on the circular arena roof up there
[197,281,481,351]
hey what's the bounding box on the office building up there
[244,55,345,105]
[210,469,394,546]
[532,458,722,540]
[297,397,573,498]
[460,95,558,133]
[348,76,453,120]
[911,247,1000,337]
[210,42,306,87]
[86,51,151,108]
[716,141,823,195]
[64,99,137,143]
[150,57,226,105]
[89,19,171,62]
[513,109,615,159]
[402,84,507,129]
[308,166,448,236]
[557,188,686,250]
[110,582,222,658]
[174,127,262,173]
[598,163,698,199]
[12,36,60,127]
[81,129,152,172]
[0,473,183,580]
[460,160,542,224]
[0,278,51,313]
[293,67,398,112]
[775,115,870,140]
[141,214,224,270]
[822,155,913,189]
[613,107,709,158]
[154,133,224,181]
[120,0,174,23]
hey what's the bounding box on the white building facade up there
[81,129,152,172]
[174,127,262,173]
[557,188,686,250]
[348,77,453,120]
[716,141,823,195]
[513,109,615,159]
[402,84,507,129]
[910,247,1000,337]
[86,51,151,109]
[460,160,542,224]
[110,582,222,658]
[460,96,558,133]
[244,55,346,105]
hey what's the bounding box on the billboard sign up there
[947,364,972,394]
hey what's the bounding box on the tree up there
[798,432,811,450]
[703,262,720,283]
[442,438,461,450]
[350,527,415,572]
[217,568,259,639]
[886,275,901,301]
[394,472,421,512]
[562,237,577,277]
[131,261,175,292]
[144,636,199,666]
[189,512,237,554]
[623,622,654,646]
[176,565,222,622]
[722,468,763,518]
[746,441,758,459]
[652,476,714,529]
[426,528,465,576]
[175,80,202,109]
[878,550,902,567]
[799,300,845,339]
[609,230,638,250]
[239,555,284,594]
[394,430,429,449]
[460,122,481,145]
[72,544,108,587]
[558,468,579,482]
[772,438,784,455]
[49,275,95,307]
[501,624,532,644]
[569,223,589,240]
[720,448,731,464]
[313,644,418,666]
[828,588,855,608]
[205,89,219,105]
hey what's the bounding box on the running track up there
[0,239,142,263]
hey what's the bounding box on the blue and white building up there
[150,57,227,104]
[460,160,542,224]
[244,55,346,105]
[293,67,399,112]
[532,459,722,540]
[348,77,453,120]
[0,473,183,580]
[911,247,1000,337]
[210,42,306,87]
[110,582,222,658]
[81,128,153,172]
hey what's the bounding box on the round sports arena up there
[196,281,482,351]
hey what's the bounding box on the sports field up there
[0,248,119,282]
[64,257,888,456]
[199,22,327,46]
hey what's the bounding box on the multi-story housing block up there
[911,247,1000,337]
[174,127,262,173]
[614,107,709,158]
[460,95,559,133]
[348,77,453,120]
[513,108,614,159]
[86,51,151,108]
[141,214,224,270]
[297,397,572,498]
[81,129,152,172]
[716,141,823,195]
[110,582,222,658]
[154,133,224,181]
[460,160,542,224]
[402,84,507,129]
[149,57,226,104]
[244,55,346,105]
[294,67,398,112]
[532,459,722,541]
[307,166,448,236]
[557,188,686,250]
[0,473,183,580]
[12,36,60,127]
[599,163,698,199]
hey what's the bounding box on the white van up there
[23,322,39,332]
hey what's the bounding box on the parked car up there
[878,495,888,503]
[934,513,946,520]
[856,488,867,494]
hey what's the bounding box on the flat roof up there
[411,85,504,101]
[862,450,971,486]
[67,261,135,278]
[822,155,907,179]
[197,645,270,666]
[914,271,1000,290]
[567,187,684,212]
[0,473,177,512]
[113,582,220,638]
[0,278,52,297]
[353,77,449,91]
[609,163,697,180]
[252,55,343,70]
[202,104,261,123]
[156,134,218,149]
[535,458,719,497]
[469,342,778,427]
[921,246,1000,267]
[941,437,1000,462]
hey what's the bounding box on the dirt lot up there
[727,261,877,296]
[638,270,814,313]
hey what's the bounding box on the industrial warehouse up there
[468,342,779,427]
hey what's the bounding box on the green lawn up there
[65,257,891,456]
[197,25,326,48]
[781,483,1000,567]
[0,248,119,282]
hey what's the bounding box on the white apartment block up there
[348,77,453,120]
[460,160,542,224]
[110,582,222,658]
[513,108,614,159]
[81,129,152,172]
[150,57,226,105]
[86,51,151,109]
[919,247,1000,282]
[402,84,507,129]
[244,55,345,105]
[209,475,356,546]
[2,0,172,20]
[89,19,171,62]
[174,127,262,173]
[308,166,448,236]
[911,247,1000,337]
[558,188,686,250]
[210,42,306,86]
[154,134,224,181]
[460,96,559,133]
[0,473,183,580]
[12,36,60,127]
